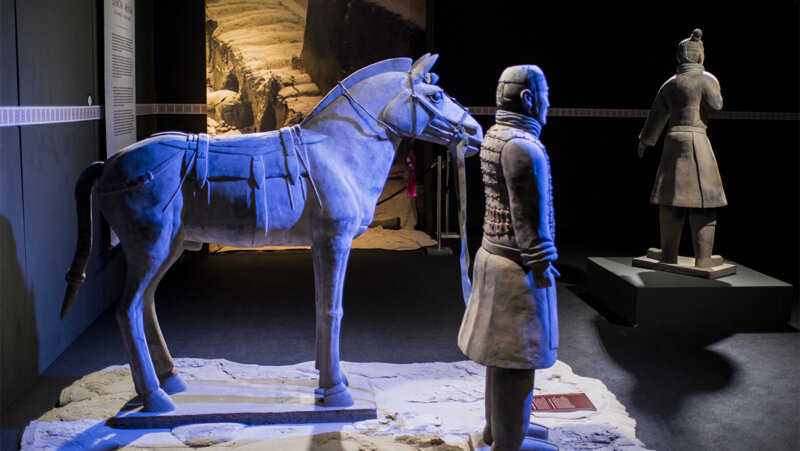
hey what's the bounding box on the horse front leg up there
[312,234,355,407]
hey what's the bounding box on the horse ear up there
[411,53,431,69]
[410,54,439,83]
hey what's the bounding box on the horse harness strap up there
[409,72,417,142]
[337,81,403,138]
[194,133,211,188]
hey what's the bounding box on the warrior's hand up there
[532,263,559,289]
[637,141,648,158]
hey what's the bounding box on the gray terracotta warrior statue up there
[637,29,726,269]
[459,65,559,451]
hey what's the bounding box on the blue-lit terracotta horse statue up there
[61,54,482,412]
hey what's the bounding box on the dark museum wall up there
[0,0,29,416]
[0,0,125,412]
[429,0,800,298]
[0,0,206,413]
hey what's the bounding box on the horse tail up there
[61,161,104,320]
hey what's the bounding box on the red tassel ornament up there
[406,146,417,197]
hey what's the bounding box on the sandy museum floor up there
[21,358,647,450]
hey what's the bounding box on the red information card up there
[531,393,597,412]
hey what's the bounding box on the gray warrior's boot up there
[689,209,717,268]
[659,206,685,264]
[484,367,559,450]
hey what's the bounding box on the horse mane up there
[301,58,413,124]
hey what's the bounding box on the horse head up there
[379,54,483,156]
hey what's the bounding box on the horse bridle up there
[408,73,472,148]
[337,73,472,148]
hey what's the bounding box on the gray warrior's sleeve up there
[639,80,671,146]
[703,72,723,111]
[501,138,557,269]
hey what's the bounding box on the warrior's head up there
[496,65,550,125]
[677,29,705,65]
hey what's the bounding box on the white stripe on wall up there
[1,104,796,127]
[469,107,800,121]
[0,106,103,127]
[0,104,208,127]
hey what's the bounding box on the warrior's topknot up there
[677,28,705,64]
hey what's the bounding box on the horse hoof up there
[143,388,176,412]
[161,374,189,394]
[322,383,354,407]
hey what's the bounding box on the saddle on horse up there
[159,125,326,191]
[99,125,326,247]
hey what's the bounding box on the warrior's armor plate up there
[482,126,555,248]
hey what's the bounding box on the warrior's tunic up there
[458,117,558,370]
[639,63,727,208]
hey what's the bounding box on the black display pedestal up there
[586,257,792,328]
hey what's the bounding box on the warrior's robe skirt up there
[651,129,727,208]
[458,247,558,370]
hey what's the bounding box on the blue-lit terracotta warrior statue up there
[459,65,558,451]
[637,29,726,268]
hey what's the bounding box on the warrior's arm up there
[638,82,670,148]
[502,139,557,287]
[703,73,723,111]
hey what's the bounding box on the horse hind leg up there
[116,230,183,412]
[142,240,189,395]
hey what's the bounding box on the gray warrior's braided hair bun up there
[677,28,705,64]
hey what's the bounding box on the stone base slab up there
[114,376,376,429]
[631,248,736,279]
[587,256,792,328]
